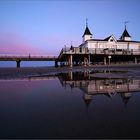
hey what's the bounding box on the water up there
[0,71,140,138]
[0,61,55,67]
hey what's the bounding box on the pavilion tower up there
[120,22,131,41]
[82,19,92,43]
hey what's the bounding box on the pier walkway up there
[1,47,140,68]
[0,55,58,68]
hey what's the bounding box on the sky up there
[0,0,140,56]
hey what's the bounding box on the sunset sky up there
[0,0,140,56]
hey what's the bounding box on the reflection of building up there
[58,71,140,106]
[121,92,132,104]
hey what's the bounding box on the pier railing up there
[60,47,140,55]
[0,54,59,68]
[0,54,58,58]
[0,54,58,62]
[60,47,89,54]
[0,54,58,59]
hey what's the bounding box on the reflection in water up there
[0,71,140,138]
[58,71,140,106]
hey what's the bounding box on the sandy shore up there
[0,63,140,79]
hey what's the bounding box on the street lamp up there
[108,55,111,65]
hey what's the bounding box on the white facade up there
[80,35,140,51]
[59,26,140,66]
[81,27,140,52]
[83,34,92,43]
[123,36,131,41]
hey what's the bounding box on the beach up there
[0,63,140,79]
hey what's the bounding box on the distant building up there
[58,22,140,66]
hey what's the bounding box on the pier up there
[57,22,140,67]
[58,47,140,67]
[0,47,140,68]
[0,55,58,68]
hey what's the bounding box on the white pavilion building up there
[80,23,140,55]
[58,22,140,66]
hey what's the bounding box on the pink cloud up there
[0,32,51,55]
[0,32,81,56]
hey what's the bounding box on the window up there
[80,47,82,52]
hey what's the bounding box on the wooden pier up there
[58,47,140,67]
[0,55,58,68]
[58,23,140,67]
[0,47,140,68]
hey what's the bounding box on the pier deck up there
[0,55,58,68]
[58,47,140,66]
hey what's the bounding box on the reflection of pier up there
[0,76,58,82]
[58,71,140,106]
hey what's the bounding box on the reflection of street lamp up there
[108,55,111,65]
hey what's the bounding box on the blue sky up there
[0,0,140,55]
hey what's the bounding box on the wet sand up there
[0,63,140,79]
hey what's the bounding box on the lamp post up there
[108,55,111,65]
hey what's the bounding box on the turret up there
[82,19,92,43]
[120,22,131,41]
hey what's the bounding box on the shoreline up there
[0,64,140,79]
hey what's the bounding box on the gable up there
[104,35,117,42]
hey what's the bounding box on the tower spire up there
[82,19,92,42]
[71,40,73,47]
[124,21,129,29]
[86,18,88,27]
[120,21,131,41]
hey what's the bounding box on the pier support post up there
[60,62,63,67]
[135,57,137,64]
[55,60,58,68]
[65,58,68,66]
[68,71,73,80]
[16,60,21,68]
[88,54,90,66]
[84,57,88,66]
[69,54,73,67]
[104,57,106,65]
